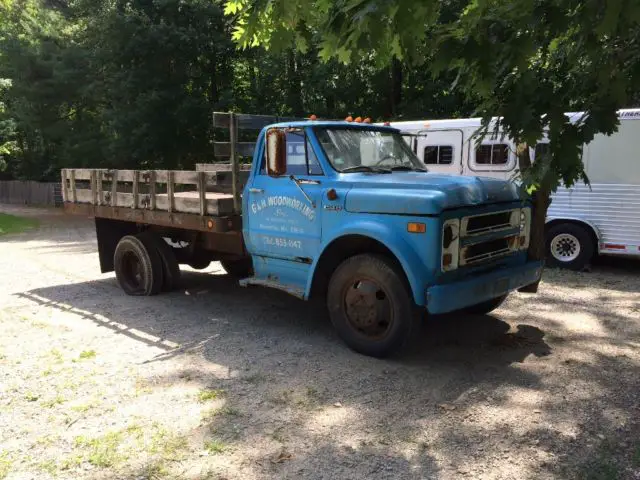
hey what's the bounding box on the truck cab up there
[240,119,542,356]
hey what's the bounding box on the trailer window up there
[476,144,509,165]
[424,146,453,165]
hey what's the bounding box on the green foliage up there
[0,0,477,181]
[227,0,640,193]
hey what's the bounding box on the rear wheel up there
[221,258,253,278]
[139,232,181,291]
[463,294,508,315]
[546,223,594,271]
[327,254,419,358]
[114,235,163,296]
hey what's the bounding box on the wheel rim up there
[550,233,581,262]
[121,251,143,290]
[342,277,393,340]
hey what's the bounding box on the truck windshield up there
[314,128,426,173]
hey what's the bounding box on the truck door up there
[246,128,324,263]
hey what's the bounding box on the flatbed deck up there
[62,167,245,233]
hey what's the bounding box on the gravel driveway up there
[1,206,639,480]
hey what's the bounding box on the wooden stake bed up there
[61,168,245,233]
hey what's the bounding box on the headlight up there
[519,208,531,249]
[441,218,460,271]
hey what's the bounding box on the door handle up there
[249,188,264,194]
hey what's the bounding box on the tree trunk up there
[391,57,402,116]
[286,49,304,116]
[516,142,551,293]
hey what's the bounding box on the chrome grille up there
[460,237,517,266]
[461,209,519,236]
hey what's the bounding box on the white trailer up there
[385,109,640,270]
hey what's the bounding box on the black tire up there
[188,258,211,270]
[463,294,508,315]
[114,235,164,296]
[327,254,419,358]
[139,232,181,291]
[221,258,253,278]
[546,223,594,271]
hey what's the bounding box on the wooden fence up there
[0,180,63,207]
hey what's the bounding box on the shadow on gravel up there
[13,267,639,479]
[15,270,552,369]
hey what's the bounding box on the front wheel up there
[546,223,594,271]
[327,254,419,358]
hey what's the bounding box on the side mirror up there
[266,129,286,177]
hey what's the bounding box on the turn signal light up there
[442,253,453,267]
[407,222,426,234]
[326,188,338,200]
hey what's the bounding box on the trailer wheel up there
[221,258,253,278]
[327,254,419,358]
[114,235,164,296]
[462,294,508,315]
[138,232,181,291]
[546,223,594,271]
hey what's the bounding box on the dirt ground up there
[1,205,639,480]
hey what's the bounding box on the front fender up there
[304,220,428,305]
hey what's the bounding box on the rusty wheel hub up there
[343,279,392,339]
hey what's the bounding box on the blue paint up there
[241,121,541,313]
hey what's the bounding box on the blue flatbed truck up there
[62,112,542,357]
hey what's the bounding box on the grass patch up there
[74,350,96,361]
[38,459,58,476]
[204,439,226,454]
[48,348,64,364]
[59,454,84,471]
[268,389,294,405]
[42,394,66,408]
[243,372,267,384]
[74,431,125,468]
[0,213,38,236]
[0,451,11,480]
[197,388,224,403]
[24,392,39,402]
[202,405,242,421]
[633,444,640,467]
[149,426,189,461]
[70,399,101,413]
[35,435,59,447]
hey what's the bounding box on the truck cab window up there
[261,130,323,175]
[314,127,423,172]
[424,146,453,165]
[476,144,509,165]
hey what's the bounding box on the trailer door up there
[415,129,464,175]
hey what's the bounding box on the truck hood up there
[344,172,520,215]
